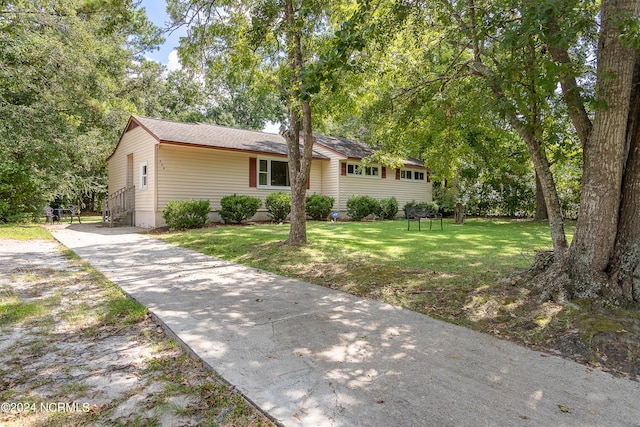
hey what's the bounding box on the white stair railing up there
[102,185,135,227]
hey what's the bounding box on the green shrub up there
[265,192,291,223]
[433,184,456,216]
[378,197,399,220]
[219,194,261,224]
[162,199,210,230]
[346,195,378,221]
[306,194,335,220]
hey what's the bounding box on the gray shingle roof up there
[314,135,375,159]
[133,116,327,159]
[128,116,425,167]
[314,134,425,168]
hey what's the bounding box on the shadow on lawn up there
[155,219,638,381]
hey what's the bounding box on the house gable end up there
[125,120,139,133]
[107,116,160,162]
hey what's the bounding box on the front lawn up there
[157,218,557,273]
[155,218,640,380]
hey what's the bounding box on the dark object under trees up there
[405,206,443,231]
[454,203,465,225]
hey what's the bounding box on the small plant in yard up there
[219,194,261,224]
[346,194,378,221]
[0,290,46,326]
[265,192,291,223]
[377,197,399,220]
[162,199,210,230]
[306,194,335,220]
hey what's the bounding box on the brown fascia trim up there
[342,156,428,170]
[402,164,428,170]
[158,140,329,160]
[313,139,426,170]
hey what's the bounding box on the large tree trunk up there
[534,173,548,221]
[283,0,313,245]
[563,0,638,300]
[285,100,314,245]
[608,54,640,304]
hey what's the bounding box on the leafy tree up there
[168,0,368,244]
[346,0,639,305]
[0,0,162,218]
[445,0,640,305]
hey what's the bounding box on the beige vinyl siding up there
[107,127,157,225]
[107,155,126,197]
[156,144,324,223]
[311,144,343,209]
[338,163,432,213]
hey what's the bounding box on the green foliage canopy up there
[0,0,162,220]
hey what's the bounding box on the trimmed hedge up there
[265,192,291,223]
[346,195,379,221]
[378,197,399,220]
[306,194,335,220]
[219,194,261,224]
[162,199,210,230]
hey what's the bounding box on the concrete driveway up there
[51,223,640,427]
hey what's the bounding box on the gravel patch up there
[0,238,273,426]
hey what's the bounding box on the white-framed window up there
[258,158,290,188]
[139,162,148,189]
[347,162,380,178]
[400,169,425,182]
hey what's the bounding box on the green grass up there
[0,223,53,240]
[101,297,147,325]
[0,291,47,327]
[155,218,574,326]
[157,218,571,276]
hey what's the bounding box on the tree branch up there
[543,15,592,146]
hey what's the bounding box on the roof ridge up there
[135,116,282,137]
